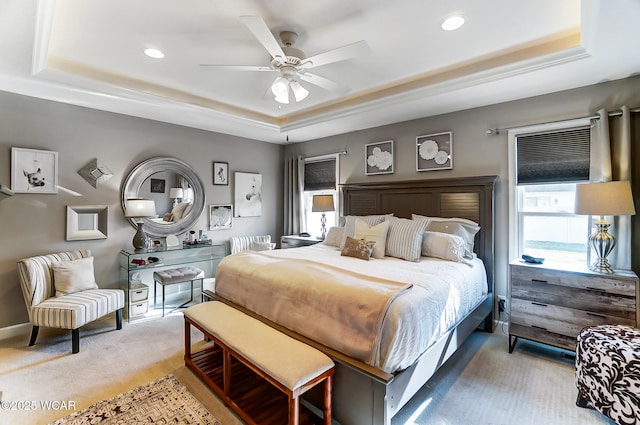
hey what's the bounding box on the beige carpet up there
[0,312,615,425]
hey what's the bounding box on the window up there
[509,122,592,264]
[303,154,338,237]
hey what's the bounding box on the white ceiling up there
[1,0,639,144]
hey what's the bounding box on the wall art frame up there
[66,205,108,241]
[150,178,165,193]
[11,147,59,194]
[209,204,233,230]
[213,161,229,185]
[416,131,453,171]
[234,172,262,217]
[365,140,394,175]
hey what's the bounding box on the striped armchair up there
[17,250,124,353]
[229,235,273,254]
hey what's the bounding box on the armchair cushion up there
[32,289,124,330]
[51,256,98,296]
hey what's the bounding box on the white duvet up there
[221,244,487,374]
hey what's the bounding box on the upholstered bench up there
[184,301,334,425]
[576,324,640,425]
[153,266,204,317]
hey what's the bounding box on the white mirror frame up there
[66,205,108,241]
[121,157,206,237]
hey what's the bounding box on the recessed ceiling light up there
[442,16,465,31]
[144,48,165,59]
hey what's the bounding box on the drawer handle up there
[586,312,607,319]
[134,303,144,307]
[134,290,144,294]
[531,325,547,331]
[585,287,607,294]
[531,279,548,283]
[531,302,548,307]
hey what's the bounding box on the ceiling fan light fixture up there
[290,80,309,102]
[441,16,465,31]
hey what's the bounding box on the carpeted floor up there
[0,312,615,425]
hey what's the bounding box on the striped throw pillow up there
[385,216,428,262]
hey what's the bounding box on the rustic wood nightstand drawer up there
[508,260,638,353]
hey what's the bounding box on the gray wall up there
[0,91,283,329]
[283,75,640,302]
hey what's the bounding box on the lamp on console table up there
[574,180,635,273]
[312,194,335,240]
[125,198,157,250]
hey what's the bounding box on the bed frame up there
[216,175,497,425]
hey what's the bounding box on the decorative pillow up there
[355,218,389,259]
[339,215,387,249]
[421,231,472,265]
[51,256,99,297]
[385,216,428,262]
[250,241,276,251]
[341,236,375,261]
[170,202,191,221]
[322,227,344,247]
[426,219,480,259]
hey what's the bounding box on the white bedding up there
[218,244,487,373]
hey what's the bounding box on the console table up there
[119,242,227,321]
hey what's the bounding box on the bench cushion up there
[185,301,334,391]
[153,267,204,285]
[31,289,124,329]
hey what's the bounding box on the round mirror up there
[121,157,206,237]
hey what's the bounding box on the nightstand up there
[508,259,638,353]
[280,235,323,249]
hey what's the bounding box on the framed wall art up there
[209,204,233,230]
[416,132,453,171]
[150,178,166,193]
[66,205,108,241]
[365,140,394,175]
[11,147,59,194]
[234,172,262,217]
[213,161,229,185]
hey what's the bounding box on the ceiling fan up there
[201,15,369,104]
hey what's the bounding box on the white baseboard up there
[0,322,31,341]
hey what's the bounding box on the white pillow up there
[421,231,472,265]
[355,218,389,259]
[250,241,276,251]
[385,216,428,262]
[322,227,344,247]
[170,202,191,221]
[339,215,387,249]
[51,257,99,297]
[412,214,480,259]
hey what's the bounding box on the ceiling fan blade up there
[239,15,286,62]
[199,65,275,72]
[299,72,350,94]
[300,40,369,69]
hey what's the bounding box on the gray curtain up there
[283,156,304,236]
[589,106,632,269]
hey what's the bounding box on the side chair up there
[17,249,124,354]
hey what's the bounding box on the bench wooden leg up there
[324,375,333,425]
[28,325,39,346]
[72,328,80,354]
[184,320,191,359]
[288,396,299,425]
[116,308,123,330]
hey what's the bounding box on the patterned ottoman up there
[575,325,640,425]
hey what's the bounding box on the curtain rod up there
[305,150,348,159]
[485,107,640,135]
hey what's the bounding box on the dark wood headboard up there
[341,175,497,292]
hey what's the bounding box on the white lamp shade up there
[290,80,309,102]
[312,194,335,212]
[169,187,183,198]
[125,198,157,218]
[575,181,636,216]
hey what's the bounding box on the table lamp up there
[312,194,335,240]
[169,187,183,207]
[574,180,635,273]
[125,198,157,249]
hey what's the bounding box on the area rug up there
[48,374,221,424]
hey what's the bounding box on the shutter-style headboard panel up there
[341,176,497,292]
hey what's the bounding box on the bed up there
[214,176,497,425]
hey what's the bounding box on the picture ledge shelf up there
[0,184,14,200]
